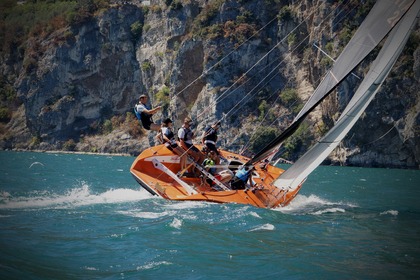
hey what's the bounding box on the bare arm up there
[142,106,161,115]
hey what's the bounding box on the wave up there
[0,183,151,210]
[380,209,398,216]
[249,223,275,231]
[275,194,357,215]
[117,210,170,219]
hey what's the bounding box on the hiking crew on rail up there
[134,94,161,131]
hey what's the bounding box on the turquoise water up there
[0,151,419,279]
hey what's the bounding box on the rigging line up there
[224,30,312,120]
[364,123,397,146]
[196,8,321,121]
[201,0,355,122]
[173,13,280,100]
[237,88,296,154]
[218,0,355,106]
[228,1,359,153]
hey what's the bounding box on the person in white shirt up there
[177,117,204,163]
[134,94,161,131]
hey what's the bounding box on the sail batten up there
[274,0,420,191]
[248,0,416,165]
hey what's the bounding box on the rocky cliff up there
[0,0,419,169]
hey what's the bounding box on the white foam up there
[0,184,151,209]
[274,194,356,214]
[164,201,209,210]
[380,210,399,216]
[29,161,44,168]
[118,210,170,219]
[170,218,183,229]
[312,207,346,215]
[249,223,275,231]
[136,261,172,271]
[249,211,261,218]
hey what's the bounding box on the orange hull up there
[130,144,302,209]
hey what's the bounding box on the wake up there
[0,183,151,210]
[275,194,357,215]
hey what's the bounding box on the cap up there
[139,94,147,99]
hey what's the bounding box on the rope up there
[226,0,359,153]
[151,0,360,180]
[173,14,279,100]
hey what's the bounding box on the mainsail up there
[248,0,416,164]
[273,0,420,191]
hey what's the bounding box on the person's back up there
[230,166,254,190]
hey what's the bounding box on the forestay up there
[274,0,420,191]
[248,0,416,164]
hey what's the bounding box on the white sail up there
[249,0,415,164]
[274,0,420,191]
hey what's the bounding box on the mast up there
[248,0,416,165]
[273,0,420,191]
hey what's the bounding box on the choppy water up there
[0,151,419,279]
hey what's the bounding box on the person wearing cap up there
[134,94,161,131]
[160,118,187,170]
[201,121,221,155]
[178,117,204,163]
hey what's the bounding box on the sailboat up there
[130,0,419,209]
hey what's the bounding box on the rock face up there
[1,0,419,168]
[16,5,143,143]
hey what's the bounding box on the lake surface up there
[0,151,419,279]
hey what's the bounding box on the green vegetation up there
[0,0,111,55]
[165,0,182,10]
[130,20,143,41]
[280,88,302,114]
[191,0,225,38]
[141,60,153,71]
[249,127,278,154]
[63,139,76,151]
[287,33,296,48]
[277,6,293,22]
[97,113,143,138]
[102,119,113,134]
[0,82,17,102]
[155,86,171,111]
[0,107,11,123]
[283,122,311,159]
[280,88,298,105]
[258,100,268,122]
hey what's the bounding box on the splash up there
[136,261,172,271]
[117,210,170,219]
[275,194,356,215]
[312,208,346,215]
[380,210,399,216]
[0,183,151,210]
[29,161,44,168]
[170,218,183,229]
[249,223,275,231]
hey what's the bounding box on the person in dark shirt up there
[160,118,187,170]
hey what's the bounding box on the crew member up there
[178,117,204,163]
[201,121,221,155]
[230,165,255,190]
[134,94,161,131]
[160,118,187,170]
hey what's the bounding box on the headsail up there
[273,0,420,191]
[248,0,416,164]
